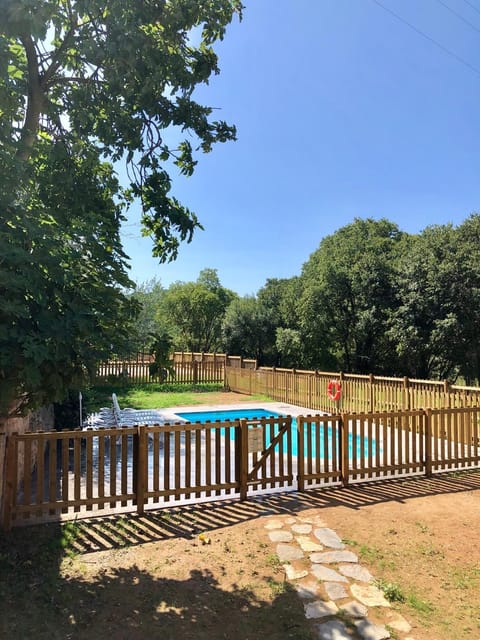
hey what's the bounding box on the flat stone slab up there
[276,543,304,562]
[264,520,284,530]
[268,530,294,543]
[313,528,345,549]
[339,600,368,618]
[311,564,349,583]
[350,584,391,608]
[338,563,373,582]
[291,523,313,534]
[296,535,323,552]
[324,582,349,600]
[384,611,412,633]
[310,551,358,564]
[304,599,338,619]
[283,564,309,580]
[354,620,391,640]
[295,579,320,600]
[315,619,353,639]
[284,516,297,524]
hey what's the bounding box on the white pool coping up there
[158,401,326,423]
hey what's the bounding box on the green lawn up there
[84,383,225,412]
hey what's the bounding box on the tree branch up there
[17,33,43,162]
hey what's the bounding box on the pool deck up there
[159,401,324,423]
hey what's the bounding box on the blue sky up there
[121,0,480,296]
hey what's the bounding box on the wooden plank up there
[174,429,181,501]
[109,433,116,508]
[185,429,191,499]
[215,426,222,496]
[98,434,105,502]
[239,419,248,500]
[2,435,18,530]
[204,425,212,497]
[164,431,171,502]
[136,426,147,515]
[225,424,231,492]
[195,428,202,498]
[85,435,93,511]
[36,434,45,516]
[49,437,57,515]
[61,438,69,514]
[121,432,128,507]
[23,438,32,519]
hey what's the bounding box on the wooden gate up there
[238,416,295,500]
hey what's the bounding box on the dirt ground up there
[1,392,480,639]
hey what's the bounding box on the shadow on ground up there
[0,520,313,640]
[2,470,479,639]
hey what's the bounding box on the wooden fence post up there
[1,433,17,532]
[369,374,374,412]
[136,426,148,515]
[424,409,432,478]
[340,414,350,487]
[444,380,451,409]
[239,419,248,500]
[297,416,305,492]
[403,377,410,412]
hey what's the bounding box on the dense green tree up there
[257,278,300,330]
[298,218,404,373]
[389,223,474,380]
[456,214,480,383]
[0,143,137,415]
[0,1,242,416]
[221,296,274,363]
[159,269,236,352]
[275,327,303,368]
[126,278,166,354]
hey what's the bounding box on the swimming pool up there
[176,408,375,459]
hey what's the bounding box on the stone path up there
[263,514,416,640]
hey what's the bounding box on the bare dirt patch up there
[311,472,480,640]
[2,473,480,639]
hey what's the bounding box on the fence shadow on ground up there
[61,469,480,555]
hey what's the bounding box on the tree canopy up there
[158,269,236,352]
[133,211,480,384]
[0,0,242,416]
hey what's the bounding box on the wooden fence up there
[2,406,480,529]
[94,352,257,385]
[226,366,480,413]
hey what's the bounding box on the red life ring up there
[327,380,342,402]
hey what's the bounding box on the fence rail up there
[3,407,480,529]
[94,352,257,385]
[225,366,480,413]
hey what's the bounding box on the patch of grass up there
[266,578,287,596]
[443,566,480,590]
[84,383,225,412]
[406,591,435,616]
[375,578,406,603]
[385,625,400,640]
[266,553,282,572]
[415,521,430,534]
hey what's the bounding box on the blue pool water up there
[176,408,375,459]
[177,408,278,423]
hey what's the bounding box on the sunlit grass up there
[84,383,272,412]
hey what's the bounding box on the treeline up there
[127,216,480,384]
